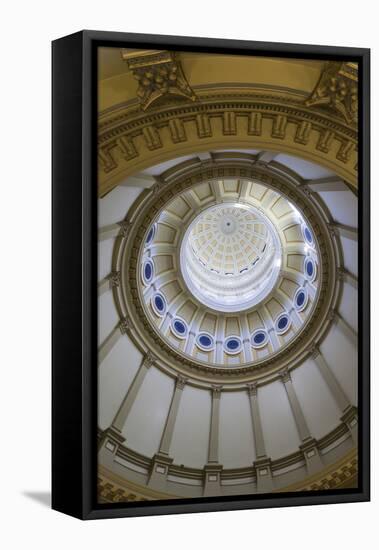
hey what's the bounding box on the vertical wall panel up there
[170,386,211,468]
[98,335,142,429]
[219,391,255,467]
[123,368,174,457]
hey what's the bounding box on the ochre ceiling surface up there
[97,49,358,197]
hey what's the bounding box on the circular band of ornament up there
[114,161,341,382]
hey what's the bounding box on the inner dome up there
[138,176,321,368]
[180,203,282,312]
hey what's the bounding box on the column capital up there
[301,184,313,198]
[246,382,258,396]
[327,222,338,238]
[176,375,187,390]
[211,385,223,398]
[118,315,131,335]
[337,267,346,281]
[143,351,156,369]
[117,219,132,238]
[108,270,121,288]
[308,344,320,359]
[279,368,291,384]
[327,309,337,323]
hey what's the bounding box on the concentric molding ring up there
[113,159,342,385]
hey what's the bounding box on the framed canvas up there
[52,30,370,520]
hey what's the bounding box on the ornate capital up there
[337,267,346,281]
[246,382,258,396]
[211,385,223,398]
[122,50,197,111]
[279,368,291,384]
[308,344,320,360]
[118,316,131,335]
[306,61,358,125]
[118,220,132,239]
[301,185,313,198]
[327,309,336,323]
[108,271,121,287]
[327,222,338,238]
[143,351,156,369]
[176,375,187,390]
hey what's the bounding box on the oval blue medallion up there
[200,335,211,347]
[254,332,266,344]
[304,226,313,244]
[306,261,314,277]
[224,336,242,354]
[297,291,305,307]
[227,339,239,350]
[278,316,288,330]
[145,223,156,246]
[155,295,164,311]
[196,333,214,351]
[174,320,185,334]
[276,314,291,334]
[144,262,152,280]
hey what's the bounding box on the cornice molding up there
[98,91,357,197]
[98,422,357,501]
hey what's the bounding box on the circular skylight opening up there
[180,203,282,312]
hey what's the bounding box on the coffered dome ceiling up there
[139,176,319,368]
[97,50,358,503]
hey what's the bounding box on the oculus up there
[180,203,282,313]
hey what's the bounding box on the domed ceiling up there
[97,49,359,503]
[140,177,319,367]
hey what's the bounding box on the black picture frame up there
[52,30,370,520]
